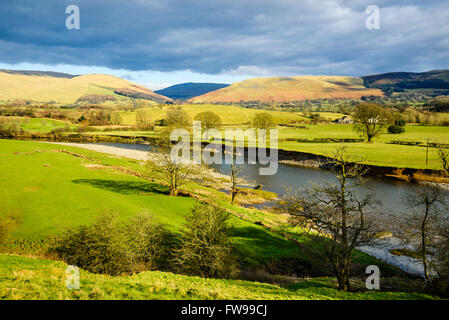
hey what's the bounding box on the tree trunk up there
[422,204,430,281]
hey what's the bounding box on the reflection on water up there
[95,142,432,216]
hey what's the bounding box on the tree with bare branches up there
[438,145,449,175]
[230,164,242,204]
[281,146,380,291]
[153,130,188,196]
[395,184,447,282]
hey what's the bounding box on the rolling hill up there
[154,82,229,100]
[189,76,383,103]
[0,70,171,104]
[363,70,449,92]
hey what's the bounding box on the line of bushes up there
[390,140,449,148]
[50,203,237,278]
[282,137,364,143]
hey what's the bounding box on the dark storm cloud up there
[0,0,448,75]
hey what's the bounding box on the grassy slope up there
[0,139,436,299]
[190,76,383,103]
[0,254,434,300]
[0,139,301,263]
[0,72,169,104]
[1,116,77,133]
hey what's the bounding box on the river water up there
[97,142,424,216]
[87,142,448,275]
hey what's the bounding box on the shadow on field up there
[72,179,169,195]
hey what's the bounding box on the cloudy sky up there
[1,0,448,90]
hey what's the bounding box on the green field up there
[0,254,434,300]
[276,124,449,170]
[0,139,304,264]
[104,104,449,170]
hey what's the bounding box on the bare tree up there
[110,112,123,125]
[230,164,242,204]
[136,109,151,129]
[252,112,276,141]
[280,146,379,291]
[395,184,447,281]
[166,107,190,128]
[153,130,188,196]
[438,145,449,175]
[433,224,449,295]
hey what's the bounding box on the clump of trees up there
[388,119,406,134]
[353,103,393,142]
[280,146,380,291]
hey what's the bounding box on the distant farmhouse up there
[334,116,353,124]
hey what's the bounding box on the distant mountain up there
[0,70,171,104]
[362,70,449,92]
[155,82,229,100]
[189,76,383,103]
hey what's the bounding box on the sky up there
[0,0,448,90]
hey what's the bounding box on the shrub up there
[174,203,237,278]
[388,125,405,134]
[394,119,406,127]
[0,118,23,137]
[52,213,177,276]
[125,214,178,272]
[52,213,134,276]
[156,119,168,126]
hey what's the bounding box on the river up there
[64,142,445,276]
[95,142,424,216]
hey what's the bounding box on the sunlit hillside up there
[190,76,383,103]
[0,71,171,104]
